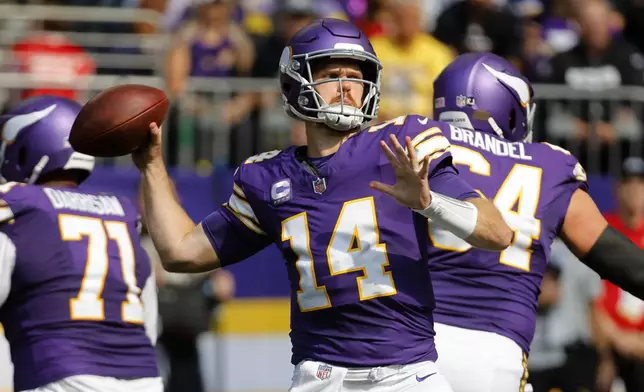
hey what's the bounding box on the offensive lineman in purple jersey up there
[134,18,512,392]
[0,96,162,392]
[419,52,644,392]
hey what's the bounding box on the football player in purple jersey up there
[0,96,162,392]
[134,18,513,392]
[417,52,644,392]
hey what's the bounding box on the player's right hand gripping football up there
[132,122,163,170]
[370,134,432,210]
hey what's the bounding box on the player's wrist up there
[412,191,478,239]
[418,193,433,211]
[142,159,168,180]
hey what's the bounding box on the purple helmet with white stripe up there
[433,52,535,142]
[279,18,382,131]
[0,95,95,184]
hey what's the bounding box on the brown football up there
[69,84,169,157]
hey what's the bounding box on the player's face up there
[312,60,365,109]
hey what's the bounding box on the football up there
[69,84,169,157]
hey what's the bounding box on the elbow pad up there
[581,225,644,300]
[413,191,478,239]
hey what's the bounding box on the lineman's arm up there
[561,189,644,299]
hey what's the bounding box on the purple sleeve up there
[553,153,589,232]
[200,175,272,266]
[429,163,481,201]
[201,207,271,267]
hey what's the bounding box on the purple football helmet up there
[0,95,95,184]
[279,18,382,131]
[433,52,535,142]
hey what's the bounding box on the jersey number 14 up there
[282,197,397,312]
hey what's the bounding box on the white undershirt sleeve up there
[0,232,16,308]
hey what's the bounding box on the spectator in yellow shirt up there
[370,0,454,121]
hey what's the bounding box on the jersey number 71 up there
[59,214,144,324]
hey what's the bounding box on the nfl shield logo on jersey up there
[316,364,332,380]
[312,177,327,194]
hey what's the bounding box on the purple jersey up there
[202,115,475,367]
[0,183,158,391]
[428,125,588,353]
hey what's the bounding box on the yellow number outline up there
[281,197,397,312]
[430,147,542,271]
[59,214,144,324]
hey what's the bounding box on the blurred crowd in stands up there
[4,0,644,172]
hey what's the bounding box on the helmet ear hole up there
[18,147,27,168]
[509,109,516,131]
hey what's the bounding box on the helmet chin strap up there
[0,142,7,184]
[318,104,363,131]
[487,117,505,138]
[525,102,536,143]
[27,155,49,185]
[0,143,48,184]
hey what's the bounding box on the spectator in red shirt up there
[604,158,644,242]
[356,0,394,38]
[11,20,95,101]
[596,156,644,391]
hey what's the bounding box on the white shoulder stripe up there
[229,194,259,222]
[411,127,442,147]
[231,211,265,235]
[414,136,451,162]
[232,183,246,198]
[0,232,16,308]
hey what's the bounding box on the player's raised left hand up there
[370,134,432,210]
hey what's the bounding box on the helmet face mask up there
[0,96,95,185]
[433,52,535,143]
[279,19,383,132]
